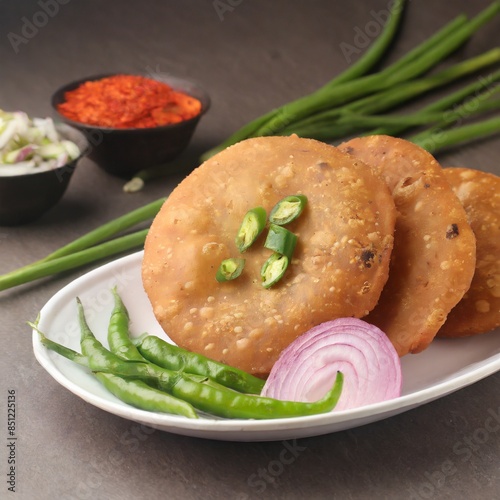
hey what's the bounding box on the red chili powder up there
[57,74,202,128]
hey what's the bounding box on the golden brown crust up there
[438,167,500,337]
[339,135,476,356]
[142,135,396,375]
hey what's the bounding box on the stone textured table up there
[1,1,499,498]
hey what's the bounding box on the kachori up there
[438,167,500,337]
[339,135,476,356]
[142,135,396,375]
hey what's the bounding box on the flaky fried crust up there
[339,135,476,356]
[142,135,396,375]
[438,167,500,337]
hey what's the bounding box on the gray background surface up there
[1,1,499,499]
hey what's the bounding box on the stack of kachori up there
[338,136,477,356]
[142,134,500,376]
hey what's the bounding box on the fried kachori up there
[438,167,500,337]
[339,135,476,356]
[142,135,396,375]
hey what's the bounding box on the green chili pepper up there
[269,195,307,225]
[261,253,289,288]
[35,301,344,419]
[135,334,265,394]
[107,287,146,362]
[235,206,267,252]
[166,370,344,419]
[216,257,245,282]
[77,297,126,368]
[33,324,89,368]
[107,290,255,392]
[32,322,199,419]
[94,373,199,418]
[75,298,200,418]
[264,224,298,260]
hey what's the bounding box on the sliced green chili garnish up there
[235,206,267,252]
[261,253,289,288]
[264,224,298,260]
[269,195,307,225]
[216,258,245,282]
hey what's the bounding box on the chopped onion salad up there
[0,110,80,176]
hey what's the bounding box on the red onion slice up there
[15,145,35,162]
[262,318,402,411]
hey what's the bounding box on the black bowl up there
[51,73,210,178]
[0,124,88,226]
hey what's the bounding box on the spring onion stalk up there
[200,2,500,159]
[199,0,407,160]
[428,96,500,131]
[123,163,188,193]
[324,15,467,109]
[335,97,500,130]
[1,197,165,285]
[280,13,467,136]
[381,1,500,86]
[348,49,500,115]
[250,3,500,138]
[409,115,500,153]
[0,198,165,292]
[431,91,500,126]
[0,229,149,292]
[319,13,466,99]
[408,94,500,142]
[324,0,407,87]
[372,15,468,80]
[284,48,500,139]
[293,85,500,142]
[367,69,500,137]
[37,198,166,263]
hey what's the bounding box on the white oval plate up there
[33,252,500,442]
